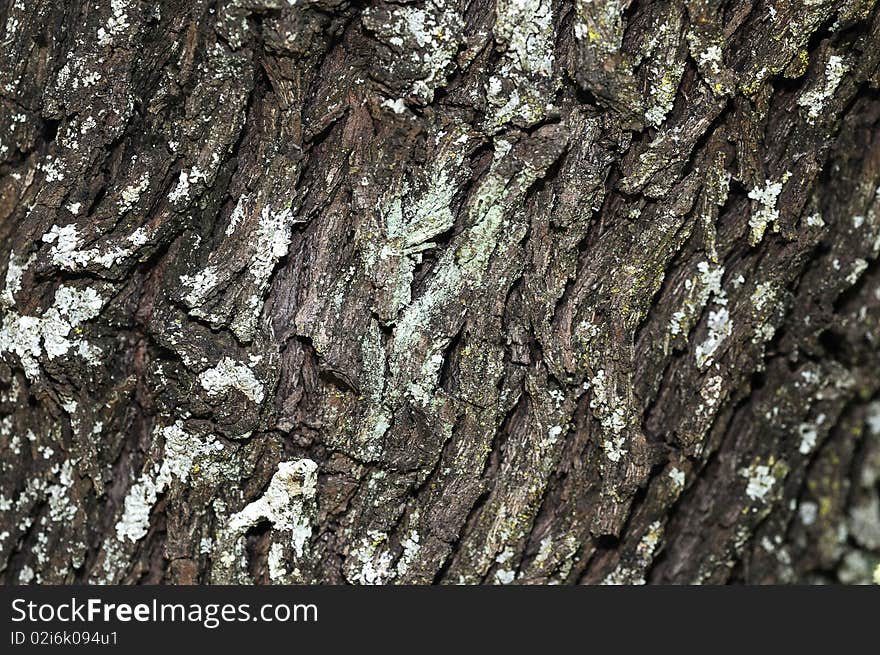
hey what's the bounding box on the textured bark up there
[2,0,880,585]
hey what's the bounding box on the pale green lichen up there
[385,136,542,418]
[487,0,556,128]
[573,0,625,52]
[365,133,467,321]
[751,281,777,312]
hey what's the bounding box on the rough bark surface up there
[2,0,880,585]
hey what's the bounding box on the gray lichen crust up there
[1,0,880,585]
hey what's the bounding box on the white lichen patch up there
[230,202,297,339]
[41,223,146,270]
[670,260,725,341]
[846,258,868,285]
[602,435,627,462]
[697,45,723,75]
[848,496,880,550]
[643,74,678,127]
[113,422,231,543]
[46,459,78,523]
[797,54,848,123]
[740,462,777,502]
[19,565,34,584]
[797,414,825,456]
[42,224,83,268]
[213,459,318,582]
[381,97,407,115]
[799,501,818,526]
[267,542,286,581]
[694,307,731,368]
[168,167,207,204]
[168,171,190,203]
[804,212,825,228]
[407,349,446,407]
[696,376,724,420]
[798,423,818,455]
[248,205,294,295]
[395,531,421,577]
[119,173,150,214]
[586,369,630,462]
[546,424,564,445]
[747,174,790,245]
[225,195,248,236]
[535,536,554,566]
[0,285,104,379]
[640,8,687,127]
[751,281,777,312]
[225,459,317,547]
[97,0,131,46]
[199,357,265,404]
[749,280,781,344]
[1,252,33,307]
[668,467,686,489]
[179,266,220,307]
[41,155,65,182]
[867,402,880,436]
[346,530,395,585]
[494,0,554,77]
[494,569,516,584]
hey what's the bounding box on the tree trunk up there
[2,0,880,586]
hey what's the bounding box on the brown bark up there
[1,0,880,585]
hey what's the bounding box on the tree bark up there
[2,0,880,585]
